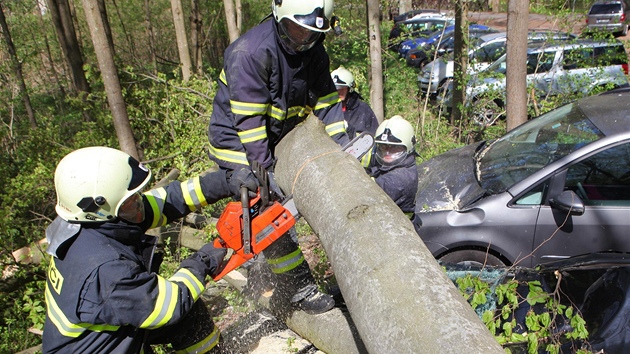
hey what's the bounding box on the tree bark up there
[223,0,239,43]
[366,0,384,123]
[190,0,203,74]
[45,0,91,94]
[0,3,37,128]
[170,0,192,81]
[398,0,412,16]
[451,0,468,125]
[273,115,504,354]
[36,0,67,99]
[144,0,158,74]
[506,0,529,131]
[81,0,140,159]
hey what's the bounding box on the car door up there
[526,50,561,96]
[532,141,630,266]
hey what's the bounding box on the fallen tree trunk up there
[274,114,504,354]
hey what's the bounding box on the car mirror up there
[549,190,585,216]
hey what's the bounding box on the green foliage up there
[457,273,592,353]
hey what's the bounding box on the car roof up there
[579,87,630,135]
[477,30,576,44]
[526,38,623,51]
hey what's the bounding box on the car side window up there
[563,48,595,70]
[565,142,630,206]
[527,52,555,74]
[515,182,548,205]
[473,42,505,63]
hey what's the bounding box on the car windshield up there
[475,102,604,194]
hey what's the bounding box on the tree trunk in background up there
[235,0,242,33]
[171,0,192,81]
[0,4,37,128]
[399,0,412,15]
[506,0,529,131]
[96,0,115,57]
[190,0,203,74]
[366,0,384,123]
[451,0,468,125]
[81,0,140,160]
[144,0,158,74]
[490,0,501,12]
[36,0,67,99]
[45,0,91,95]
[224,0,239,43]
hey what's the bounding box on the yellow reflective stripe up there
[144,188,167,229]
[267,105,286,120]
[181,177,208,212]
[361,150,372,168]
[230,100,268,116]
[45,283,119,337]
[286,106,304,119]
[315,92,340,110]
[219,69,227,85]
[208,144,249,166]
[238,126,267,144]
[169,268,205,301]
[175,325,220,354]
[266,249,305,274]
[140,276,179,329]
[325,121,346,136]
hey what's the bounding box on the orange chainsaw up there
[212,132,374,280]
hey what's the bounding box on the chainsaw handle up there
[241,186,252,255]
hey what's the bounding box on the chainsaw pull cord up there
[241,186,252,255]
[291,150,346,195]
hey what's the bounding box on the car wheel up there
[438,250,506,267]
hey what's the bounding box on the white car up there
[418,31,577,96]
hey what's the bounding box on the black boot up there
[290,284,335,315]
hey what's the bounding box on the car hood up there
[415,142,487,212]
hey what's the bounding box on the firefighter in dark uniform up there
[331,66,379,168]
[368,115,419,217]
[207,0,347,314]
[42,146,258,353]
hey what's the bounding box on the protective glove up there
[267,171,285,200]
[180,243,227,279]
[227,167,259,199]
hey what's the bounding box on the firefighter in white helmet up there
[331,66,379,140]
[43,146,257,353]
[207,0,345,315]
[368,115,419,217]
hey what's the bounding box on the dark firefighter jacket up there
[208,19,349,171]
[42,171,232,354]
[368,153,419,215]
[342,91,379,139]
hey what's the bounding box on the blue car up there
[398,24,495,59]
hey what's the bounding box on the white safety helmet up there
[374,115,416,166]
[272,0,334,52]
[54,147,151,223]
[331,66,355,90]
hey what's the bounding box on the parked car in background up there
[586,0,630,37]
[439,38,629,125]
[392,9,443,23]
[397,23,476,58]
[414,88,630,268]
[418,30,577,96]
[405,25,498,68]
[388,13,454,51]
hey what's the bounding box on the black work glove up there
[267,171,285,200]
[180,243,227,279]
[227,167,259,199]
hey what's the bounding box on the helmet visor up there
[375,143,407,166]
[118,192,145,223]
[278,18,322,52]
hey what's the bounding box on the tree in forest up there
[45,0,91,94]
[224,0,240,43]
[0,2,37,128]
[506,0,529,131]
[366,0,384,123]
[170,0,192,81]
[81,0,140,159]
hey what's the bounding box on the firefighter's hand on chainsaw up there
[227,168,258,199]
[180,243,227,279]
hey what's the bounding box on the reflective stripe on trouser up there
[146,300,219,353]
[262,229,315,292]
